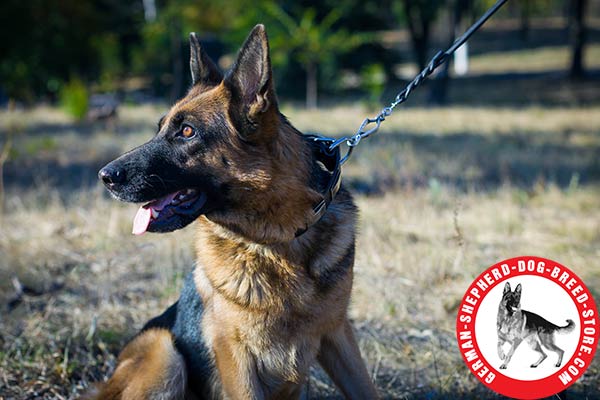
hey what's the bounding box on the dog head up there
[501,282,522,313]
[99,25,320,242]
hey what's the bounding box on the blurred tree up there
[0,0,582,106]
[321,0,401,95]
[262,3,372,108]
[133,0,240,100]
[93,33,123,91]
[569,0,587,78]
[0,0,143,102]
[142,0,157,22]
[360,63,387,107]
[0,0,93,101]
[393,0,445,71]
[520,0,531,41]
[59,77,89,120]
[428,0,471,105]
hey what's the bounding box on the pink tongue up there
[132,207,151,235]
[131,192,179,235]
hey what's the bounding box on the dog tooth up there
[151,209,159,218]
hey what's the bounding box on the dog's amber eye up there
[181,125,195,138]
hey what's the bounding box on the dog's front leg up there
[497,334,507,360]
[317,319,379,400]
[497,340,506,360]
[212,335,265,400]
[499,339,522,369]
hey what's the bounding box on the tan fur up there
[87,329,187,400]
[191,112,377,397]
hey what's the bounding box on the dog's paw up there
[499,364,507,369]
[555,362,562,367]
[530,364,538,368]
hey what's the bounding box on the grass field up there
[1,99,599,399]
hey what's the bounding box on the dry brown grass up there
[1,102,599,399]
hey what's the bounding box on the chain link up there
[319,0,509,165]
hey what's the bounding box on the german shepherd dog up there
[497,282,575,370]
[90,25,378,399]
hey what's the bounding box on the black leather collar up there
[295,135,342,237]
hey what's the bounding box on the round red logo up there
[456,256,599,399]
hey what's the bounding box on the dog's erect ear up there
[514,283,522,301]
[189,32,223,86]
[503,282,511,295]
[225,25,276,123]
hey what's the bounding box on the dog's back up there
[522,310,575,335]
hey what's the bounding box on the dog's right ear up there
[224,24,278,138]
[514,283,522,294]
[189,33,223,86]
[503,282,511,295]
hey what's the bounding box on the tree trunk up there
[413,35,429,72]
[520,0,530,41]
[142,0,157,22]
[403,0,431,71]
[170,21,184,101]
[306,62,317,109]
[428,0,469,104]
[570,0,587,79]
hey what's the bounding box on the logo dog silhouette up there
[497,282,575,369]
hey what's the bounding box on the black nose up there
[99,165,126,186]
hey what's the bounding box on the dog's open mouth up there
[132,189,207,235]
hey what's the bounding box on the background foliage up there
[0,0,590,107]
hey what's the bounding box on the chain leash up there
[320,0,509,164]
